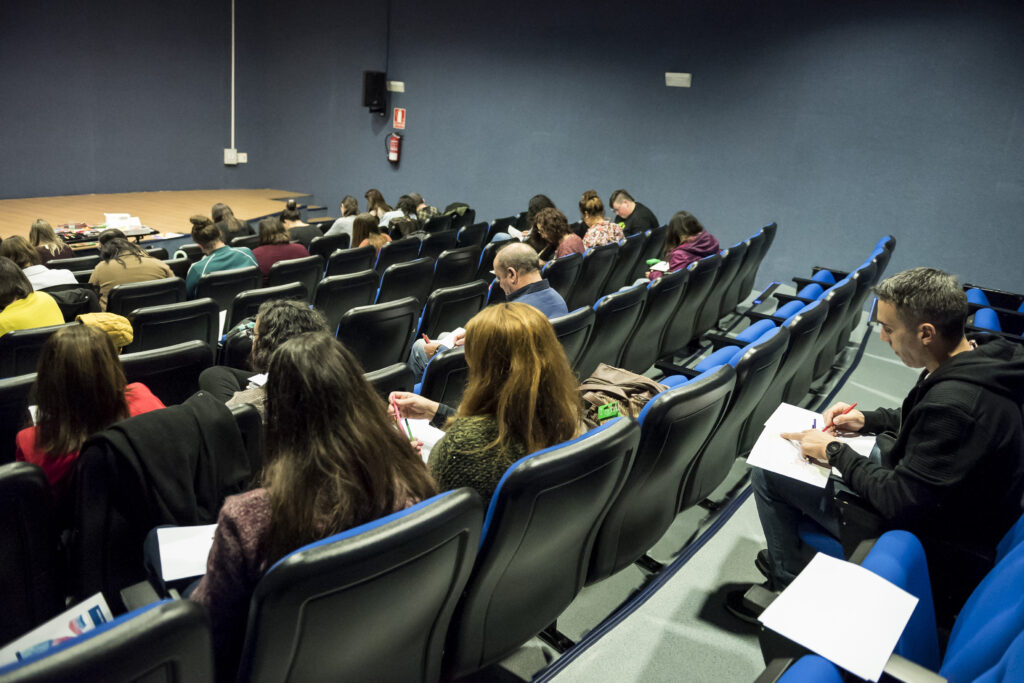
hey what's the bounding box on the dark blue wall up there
[3,0,1022,290]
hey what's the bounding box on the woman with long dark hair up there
[191,332,436,679]
[251,217,308,285]
[648,210,719,280]
[15,325,164,498]
[89,230,174,308]
[211,203,254,243]
[533,207,584,263]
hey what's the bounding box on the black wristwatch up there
[825,441,844,461]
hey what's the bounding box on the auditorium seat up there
[655,253,722,366]
[364,362,416,399]
[106,277,186,317]
[163,257,190,279]
[725,228,768,313]
[632,225,667,282]
[422,214,453,235]
[230,234,259,249]
[566,242,619,311]
[450,208,476,233]
[376,257,435,307]
[124,298,219,355]
[312,270,379,336]
[143,247,169,260]
[475,241,503,283]
[551,306,596,373]
[618,267,689,374]
[0,600,214,683]
[416,280,488,340]
[442,418,639,678]
[173,244,204,263]
[456,221,488,248]
[431,245,483,290]
[193,266,261,311]
[49,254,100,271]
[693,242,746,337]
[486,217,516,243]
[0,322,78,379]
[308,232,350,264]
[337,297,419,372]
[234,488,481,682]
[0,462,63,647]
[226,282,306,330]
[375,236,421,273]
[418,230,458,261]
[120,340,214,405]
[325,245,376,277]
[417,346,469,407]
[266,255,323,301]
[486,278,506,306]
[229,402,263,475]
[575,284,648,380]
[0,373,34,465]
[541,252,583,302]
[586,365,736,584]
[677,326,789,510]
[603,231,645,295]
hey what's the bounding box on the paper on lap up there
[759,553,918,681]
[436,327,465,349]
[406,419,446,463]
[158,524,218,581]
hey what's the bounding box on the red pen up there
[822,402,858,432]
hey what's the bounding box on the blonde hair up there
[29,219,68,255]
[458,303,582,454]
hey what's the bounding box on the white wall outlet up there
[237,152,248,163]
[665,72,692,88]
[387,80,405,92]
[223,148,239,165]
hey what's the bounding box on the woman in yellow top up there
[0,256,64,337]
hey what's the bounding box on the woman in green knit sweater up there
[400,302,583,504]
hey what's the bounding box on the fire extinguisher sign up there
[393,108,406,130]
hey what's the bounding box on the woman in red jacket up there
[15,325,164,500]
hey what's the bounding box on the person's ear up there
[918,322,937,346]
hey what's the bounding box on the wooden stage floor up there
[0,189,308,240]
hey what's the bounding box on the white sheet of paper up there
[0,592,113,665]
[247,373,267,387]
[507,227,524,240]
[748,403,876,486]
[405,418,446,463]
[218,309,227,337]
[157,524,218,581]
[759,553,919,682]
[436,327,465,349]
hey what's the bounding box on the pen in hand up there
[822,402,858,432]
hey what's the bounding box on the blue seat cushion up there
[811,271,836,286]
[966,288,990,306]
[797,517,844,559]
[974,308,1001,332]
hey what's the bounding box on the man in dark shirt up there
[609,189,659,236]
[727,267,1024,623]
[407,243,567,378]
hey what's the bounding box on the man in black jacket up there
[609,189,659,236]
[728,267,1024,621]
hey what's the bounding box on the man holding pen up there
[727,267,1024,622]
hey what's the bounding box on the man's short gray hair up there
[873,267,968,341]
[495,242,541,275]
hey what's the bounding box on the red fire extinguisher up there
[387,132,402,164]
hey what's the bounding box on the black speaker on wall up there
[363,71,387,115]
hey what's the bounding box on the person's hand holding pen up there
[388,391,440,421]
[779,428,837,466]
[821,402,864,435]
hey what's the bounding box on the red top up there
[252,243,310,284]
[15,382,166,496]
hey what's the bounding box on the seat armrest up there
[705,331,744,350]
[834,487,887,558]
[754,657,798,683]
[744,311,786,324]
[848,537,878,565]
[883,653,947,682]
[812,266,849,279]
[791,276,817,288]
[752,281,782,306]
[120,579,166,611]
[773,293,814,306]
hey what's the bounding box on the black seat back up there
[0,322,78,379]
[679,326,789,509]
[419,231,458,262]
[586,366,736,584]
[194,266,261,311]
[240,489,483,683]
[432,246,484,291]
[619,267,689,374]
[230,403,263,486]
[486,217,516,243]
[632,225,667,280]
[227,282,306,330]
[376,257,435,307]
[450,208,476,233]
[313,270,380,336]
[337,297,420,372]
[456,222,488,248]
[567,242,619,311]
[719,237,757,315]
[124,298,219,355]
[266,255,323,302]
[0,600,214,683]
[230,234,259,249]
[143,247,169,260]
[0,462,63,645]
[486,278,506,306]
[163,258,190,279]
[811,277,857,380]
[375,237,422,273]
[735,226,772,306]
[422,214,453,235]
[48,254,100,271]
[417,280,488,340]
[0,374,35,465]
[106,277,186,317]
[694,242,745,336]
[659,254,721,356]
[575,284,648,380]
[550,306,595,372]
[309,233,350,263]
[604,231,644,294]
[840,259,879,344]
[541,252,583,302]
[120,340,214,406]
[364,363,416,399]
[419,346,469,407]
[326,245,376,277]
[443,419,639,678]
[174,243,204,263]
[474,241,503,283]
